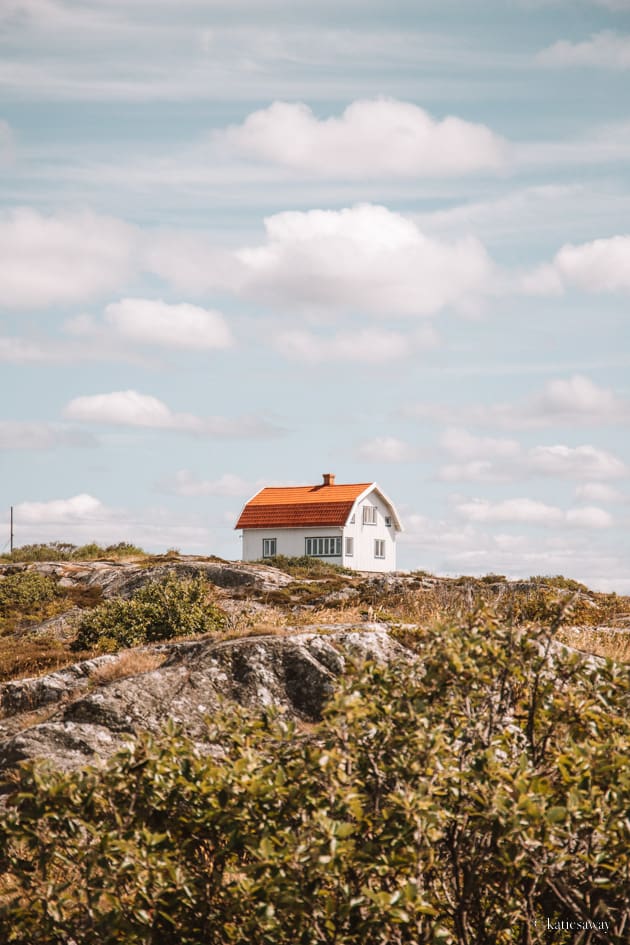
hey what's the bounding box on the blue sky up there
[1,0,629,589]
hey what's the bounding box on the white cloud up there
[68,297,233,351]
[0,421,96,449]
[455,497,564,526]
[218,98,508,177]
[437,429,628,482]
[532,375,628,422]
[159,470,255,497]
[355,437,416,463]
[527,444,627,479]
[398,504,629,591]
[0,207,138,308]
[455,497,612,528]
[0,208,139,309]
[5,491,217,555]
[574,482,627,504]
[65,390,184,428]
[0,203,497,320]
[553,235,630,293]
[236,204,496,317]
[272,325,438,363]
[401,511,629,592]
[525,236,630,296]
[406,375,630,428]
[62,389,280,438]
[15,493,106,525]
[538,32,630,70]
[565,506,614,528]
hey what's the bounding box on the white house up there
[236,473,403,572]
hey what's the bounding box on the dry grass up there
[222,604,292,637]
[0,634,95,684]
[555,626,630,663]
[88,649,166,687]
[0,597,72,637]
[291,603,368,626]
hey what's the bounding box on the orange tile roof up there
[236,483,372,529]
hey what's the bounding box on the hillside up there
[0,549,628,776]
[0,548,628,942]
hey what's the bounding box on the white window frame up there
[384,516,392,527]
[363,505,377,525]
[345,537,354,557]
[305,536,342,557]
[262,538,277,558]
[374,539,386,559]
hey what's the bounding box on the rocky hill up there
[0,554,628,783]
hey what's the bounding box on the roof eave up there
[234,486,265,530]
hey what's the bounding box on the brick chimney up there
[322,473,335,487]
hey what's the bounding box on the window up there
[385,516,392,527]
[350,514,355,524]
[262,538,277,558]
[305,536,342,557]
[362,505,377,525]
[374,539,386,559]
[345,537,354,556]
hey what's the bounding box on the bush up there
[72,574,226,653]
[1,542,145,563]
[0,571,67,635]
[529,574,590,594]
[1,610,628,943]
[256,554,352,578]
[0,572,61,616]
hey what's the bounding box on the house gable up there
[346,484,403,532]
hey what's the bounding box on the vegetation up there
[529,574,590,593]
[255,554,353,578]
[0,633,85,685]
[72,574,227,653]
[0,542,145,564]
[556,625,630,663]
[0,571,62,619]
[0,571,67,636]
[359,577,629,632]
[0,608,628,943]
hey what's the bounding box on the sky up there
[0,0,629,590]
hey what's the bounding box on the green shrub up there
[72,574,226,653]
[1,611,628,943]
[0,571,61,616]
[256,554,352,578]
[1,541,145,563]
[529,574,590,594]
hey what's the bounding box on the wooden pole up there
[10,505,13,554]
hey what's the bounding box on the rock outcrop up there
[0,558,294,599]
[0,625,406,781]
